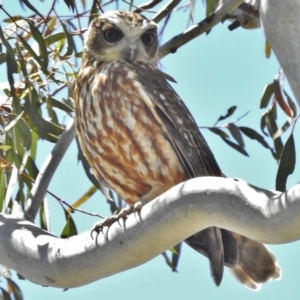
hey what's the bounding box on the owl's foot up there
[91,202,143,239]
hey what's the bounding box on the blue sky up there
[1,1,300,299]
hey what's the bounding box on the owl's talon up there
[91,204,143,239]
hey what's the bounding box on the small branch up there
[133,0,163,13]
[1,177,300,288]
[152,0,181,24]
[158,0,244,59]
[24,118,76,222]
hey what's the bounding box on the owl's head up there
[83,11,159,66]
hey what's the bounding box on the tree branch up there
[24,118,76,222]
[158,0,244,59]
[1,177,300,288]
[260,0,300,107]
[152,0,181,24]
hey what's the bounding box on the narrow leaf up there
[19,0,45,20]
[220,136,249,156]
[260,81,276,108]
[227,123,245,148]
[265,40,272,58]
[47,97,74,113]
[61,213,78,238]
[171,242,182,272]
[0,287,12,300]
[44,32,65,47]
[209,127,229,139]
[26,20,49,70]
[276,133,296,192]
[206,0,216,16]
[284,89,297,117]
[215,106,237,124]
[239,126,273,150]
[273,120,292,140]
[69,185,97,213]
[61,22,75,57]
[6,278,23,300]
[274,80,293,117]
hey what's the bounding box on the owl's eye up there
[141,32,154,47]
[104,29,123,43]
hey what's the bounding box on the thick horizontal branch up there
[0,177,300,288]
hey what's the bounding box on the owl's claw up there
[91,202,143,240]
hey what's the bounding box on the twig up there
[158,0,244,59]
[152,0,181,23]
[133,0,163,13]
[24,118,76,222]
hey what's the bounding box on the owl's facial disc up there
[85,11,159,65]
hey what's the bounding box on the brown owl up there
[74,10,280,289]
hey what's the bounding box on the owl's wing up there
[134,63,228,285]
[135,63,223,178]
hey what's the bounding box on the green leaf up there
[210,126,249,156]
[273,120,292,140]
[24,155,39,179]
[22,87,64,142]
[171,242,182,272]
[44,32,65,47]
[64,0,76,12]
[227,123,245,148]
[220,136,249,156]
[0,53,7,65]
[0,287,12,300]
[209,127,229,139]
[276,133,296,192]
[61,212,78,238]
[30,130,39,161]
[239,126,273,151]
[206,0,216,16]
[0,26,20,113]
[61,22,75,57]
[260,81,276,108]
[17,33,45,73]
[69,186,97,212]
[26,20,49,71]
[284,89,297,117]
[47,97,74,113]
[0,145,11,151]
[6,278,23,300]
[4,111,25,133]
[20,0,45,20]
[215,106,237,125]
[0,171,6,212]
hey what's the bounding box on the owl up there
[74,10,280,289]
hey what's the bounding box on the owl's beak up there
[123,45,137,62]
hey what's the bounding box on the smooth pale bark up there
[260,0,300,106]
[0,177,299,288]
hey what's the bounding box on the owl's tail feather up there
[185,227,225,286]
[228,232,281,290]
[185,229,281,289]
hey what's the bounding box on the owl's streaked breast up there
[75,61,187,204]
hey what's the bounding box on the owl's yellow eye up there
[104,28,123,43]
[141,32,154,47]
